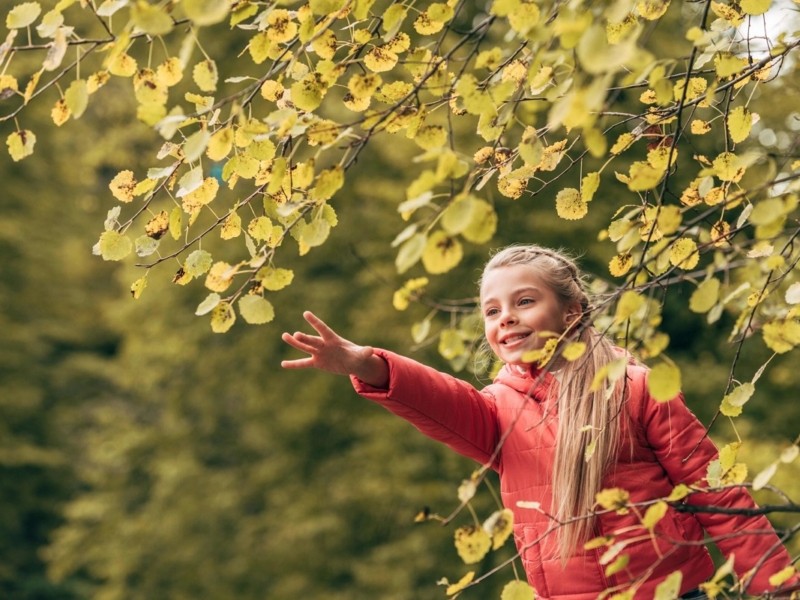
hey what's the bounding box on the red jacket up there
[351,349,797,600]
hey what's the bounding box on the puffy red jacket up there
[351,349,797,600]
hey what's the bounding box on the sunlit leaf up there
[210,302,236,333]
[445,572,475,596]
[239,295,275,324]
[727,106,752,144]
[422,231,463,274]
[555,188,588,220]
[183,0,229,26]
[7,129,36,161]
[648,362,681,402]
[500,580,534,600]
[453,526,491,564]
[654,571,683,600]
[7,2,41,29]
[689,278,720,313]
[98,230,133,261]
[193,60,218,92]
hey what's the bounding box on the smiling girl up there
[281,244,798,599]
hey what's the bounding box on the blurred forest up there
[2,0,800,599]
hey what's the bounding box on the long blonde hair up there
[480,245,627,561]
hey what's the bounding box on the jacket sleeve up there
[350,349,500,468]
[639,371,798,594]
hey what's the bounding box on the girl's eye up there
[485,308,499,317]
[519,298,534,306]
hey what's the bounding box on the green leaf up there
[648,363,681,402]
[185,249,213,277]
[238,295,275,324]
[396,233,426,274]
[98,230,133,261]
[7,2,41,28]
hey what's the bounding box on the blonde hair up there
[480,244,627,562]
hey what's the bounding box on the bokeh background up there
[2,2,800,598]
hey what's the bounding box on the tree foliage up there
[2,0,800,596]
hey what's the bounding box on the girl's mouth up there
[502,333,530,346]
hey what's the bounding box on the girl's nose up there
[500,309,517,326]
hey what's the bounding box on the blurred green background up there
[2,5,800,599]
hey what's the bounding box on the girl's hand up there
[281,311,389,388]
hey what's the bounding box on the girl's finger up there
[281,332,320,354]
[303,311,338,339]
[281,357,316,369]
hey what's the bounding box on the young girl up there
[281,244,798,599]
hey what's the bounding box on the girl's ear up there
[563,301,583,328]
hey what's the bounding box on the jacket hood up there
[493,362,556,402]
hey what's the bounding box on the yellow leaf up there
[616,290,645,322]
[555,188,588,220]
[145,210,169,239]
[98,230,132,261]
[422,230,463,274]
[484,508,514,550]
[740,0,771,15]
[462,198,497,243]
[642,501,668,530]
[260,79,284,102]
[674,77,707,101]
[221,212,242,239]
[413,11,444,35]
[206,127,233,161]
[205,261,236,292]
[637,0,670,20]
[307,119,339,146]
[454,526,491,564]
[6,129,36,161]
[689,277,720,313]
[7,2,41,28]
[714,53,747,79]
[669,237,699,269]
[500,580,535,600]
[182,177,219,212]
[108,53,138,77]
[156,57,183,87]
[51,98,70,126]
[609,253,634,277]
[648,362,681,402]
[691,119,711,135]
[130,276,147,299]
[266,9,297,44]
[610,132,635,155]
[364,46,398,72]
[654,571,683,600]
[762,319,800,354]
[182,0,229,26]
[508,1,540,35]
[627,161,663,191]
[711,1,744,26]
[309,165,344,202]
[439,328,466,360]
[727,106,752,144]
[132,0,174,35]
[595,487,630,511]
[581,172,600,202]
[606,554,629,576]
[562,341,587,361]
[210,302,236,333]
[768,566,797,587]
[193,59,218,92]
[109,170,136,202]
[291,73,326,111]
[445,572,475,596]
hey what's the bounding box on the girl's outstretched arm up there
[281,311,389,388]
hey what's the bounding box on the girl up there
[281,244,798,599]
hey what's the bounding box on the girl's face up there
[480,264,577,367]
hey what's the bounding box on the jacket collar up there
[493,362,556,402]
